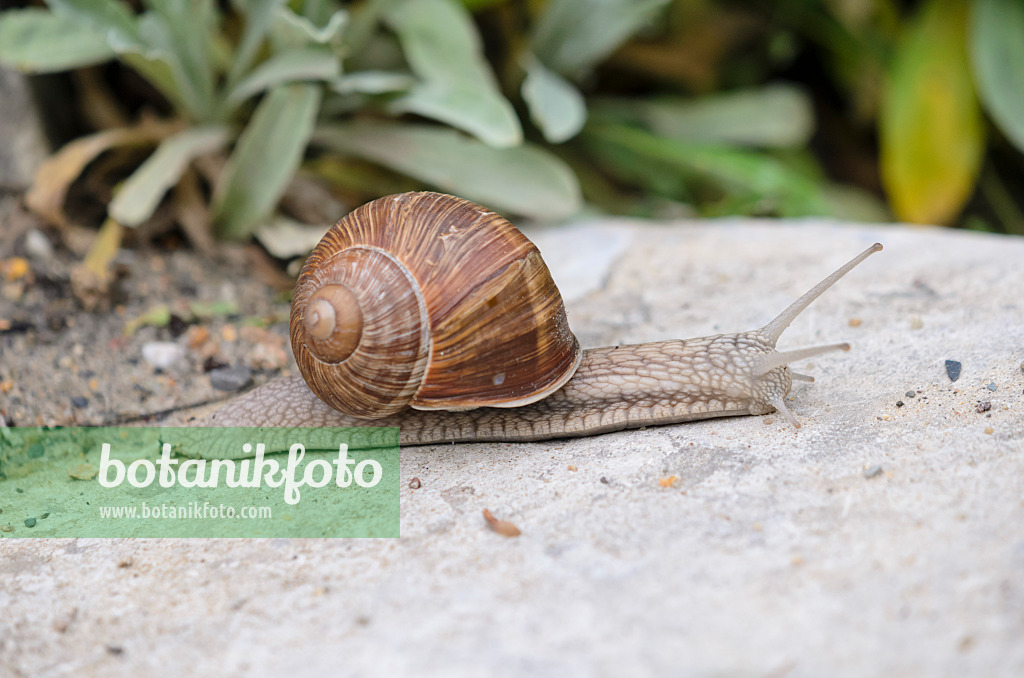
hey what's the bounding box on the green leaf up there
[531,0,670,78]
[142,1,217,120]
[592,84,815,148]
[880,0,984,224]
[227,0,288,87]
[45,0,142,49]
[386,0,521,147]
[109,125,230,227]
[225,48,340,109]
[270,6,347,51]
[390,83,523,148]
[313,122,580,219]
[0,9,115,72]
[584,122,832,217]
[332,70,416,94]
[970,0,1024,153]
[213,84,322,238]
[521,55,587,144]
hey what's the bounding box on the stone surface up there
[0,67,48,189]
[2,218,1023,677]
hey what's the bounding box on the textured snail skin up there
[202,243,882,449]
[204,335,789,442]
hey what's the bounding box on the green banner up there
[0,427,400,538]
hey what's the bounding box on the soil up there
[0,201,295,428]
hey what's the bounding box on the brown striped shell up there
[289,192,582,419]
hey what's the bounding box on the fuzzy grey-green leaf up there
[0,9,115,72]
[110,126,230,227]
[521,56,587,144]
[314,122,579,218]
[970,0,1024,153]
[213,84,321,238]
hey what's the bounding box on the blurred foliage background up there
[1,0,1022,267]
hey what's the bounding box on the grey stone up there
[0,67,49,188]
[209,365,253,392]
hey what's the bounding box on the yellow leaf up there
[82,217,123,281]
[880,0,984,225]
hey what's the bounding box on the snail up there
[204,191,881,446]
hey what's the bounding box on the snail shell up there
[290,192,582,418]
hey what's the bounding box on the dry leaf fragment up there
[482,509,521,537]
[67,463,98,480]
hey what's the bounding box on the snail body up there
[205,192,881,446]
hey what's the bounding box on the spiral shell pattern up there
[290,192,582,418]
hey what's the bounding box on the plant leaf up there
[592,83,815,148]
[531,0,670,78]
[45,0,142,49]
[270,6,347,51]
[386,0,521,147]
[332,70,416,94]
[25,120,178,227]
[583,122,833,217]
[970,0,1024,153]
[213,84,322,239]
[109,125,230,227]
[880,0,984,224]
[137,2,217,120]
[390,83,523,148]
[225,48,340,109]
[255,217,331,258]
[227,0,288,87]
[45,0,189,108]
[313,122,580,219]
[0,9,116,72]
[521,54,587,143]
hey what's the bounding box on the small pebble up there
[41,512,49,519]
[408,477,421,489]
[71,396,89,409]
[209,365,253,392]
[0,525,13,533]
[864,465,884,479]
[910,315,923,330]
[141,341,186,370]
[986,383,997,391]
[976,401,991,413]
[24,517,36,528]
[28,443,44,459]
[905,391,916,398]
[24,228,54,261]
[945,360,961,382]
[985,427,994,434]
[848,318,862,327]
[896,400,904,408]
